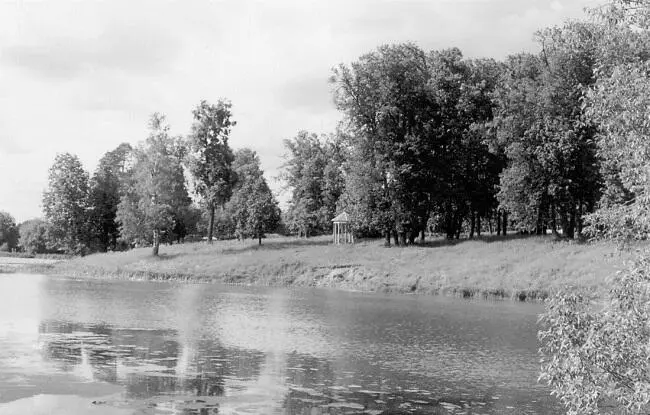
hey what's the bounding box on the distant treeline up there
[1,0,648,256]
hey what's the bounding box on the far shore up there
[0,255,63,273]
[22,234,636,302]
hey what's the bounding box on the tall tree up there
[491,21,602,238]
[187,99,236,243]
[280,131,344,237]
[581,0,650,242]
[332,44,502,242]
[0,211,19,252]
[42,153,90,254]
[117,114,191,256]
[88,143,134,251]
[228,148,281,243]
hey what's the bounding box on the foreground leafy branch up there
[539,254,650,414]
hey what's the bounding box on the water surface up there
[0,274,559,414]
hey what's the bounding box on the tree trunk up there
[207,204,215,243]
[407,231,416,245]
[496,210,502,236]
[469,211,476,239]
[476,215,481,237]
[152,229,160,256]
[559,206,570,238]
[502,211,508,237]
[577,201,584,236]
[551,202,558,236]
[258,233,262,245]
[392,230,399,246]
[384,230,391,247]
[567,205,576,239]
[418,229,425,244]
[488,211,493,234]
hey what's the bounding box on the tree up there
[332,44,503,243]
[0,212,19,252]
[491,21,603,238]
[228,148,281,243]
[42,153,90,254]
[280,131,344,237]
[18,219,51,254]
[117,113,191,256]
[88,143,134,251]
[187,99,236,243]
[539,2,650,413]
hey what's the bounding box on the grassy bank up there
[46,234,635,301]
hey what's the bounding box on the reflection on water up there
[0,274,560,414]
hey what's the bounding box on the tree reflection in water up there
[37,320,269,413]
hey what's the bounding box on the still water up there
[0,273,560,414]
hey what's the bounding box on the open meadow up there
[47,234,636,301]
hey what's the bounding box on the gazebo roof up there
[331,211,350,223]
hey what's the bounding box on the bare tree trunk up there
[419,229,425,244]
[551,202,558,236]
[496,210,502,236]
[476,215,481,237]
[152,229,160,256]
[469,211,476,239]
[258,233,262,245]
[488,211,493,234]
[207,204,215,243]
[502,211,508,237]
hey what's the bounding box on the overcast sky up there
[0,0,599,222]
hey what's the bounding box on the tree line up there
[2,0,647,258]
[2,100,281,256]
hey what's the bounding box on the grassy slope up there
[48,234,635,300]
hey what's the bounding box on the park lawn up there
[47,234,636,301]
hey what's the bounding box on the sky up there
[0,0,600,223]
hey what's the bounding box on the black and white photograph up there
[1,0,650,413]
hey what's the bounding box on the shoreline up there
[42,264,552,301]
[25,234,632,302]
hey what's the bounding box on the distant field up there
[45,234,637,301]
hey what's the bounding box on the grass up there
[45,233,637,301]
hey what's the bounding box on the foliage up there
[0,211,19,252]
[186,99,236,242]
[228,148,281,243]
[18,219,51,254]
[42,153,91,254]
[280,130,344,237]
[539,254,650,414]
[584,62,650,243]
[116,113,191,255]
[492,20,603,238]
[332,44,502,242]
[88,143,134,251]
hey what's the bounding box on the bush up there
[539,254,650,414]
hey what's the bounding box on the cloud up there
[0,136,29,156]
[276,76,334,114]
[1,20,182,80]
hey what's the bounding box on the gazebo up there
[332,211,354,244]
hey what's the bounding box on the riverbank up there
[42,234,634,301]
[0,255,64,273]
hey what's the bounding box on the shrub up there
[539,254,650,414]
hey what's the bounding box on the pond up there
[0,273,560,414]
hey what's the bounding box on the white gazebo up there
[332,211,354,244]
